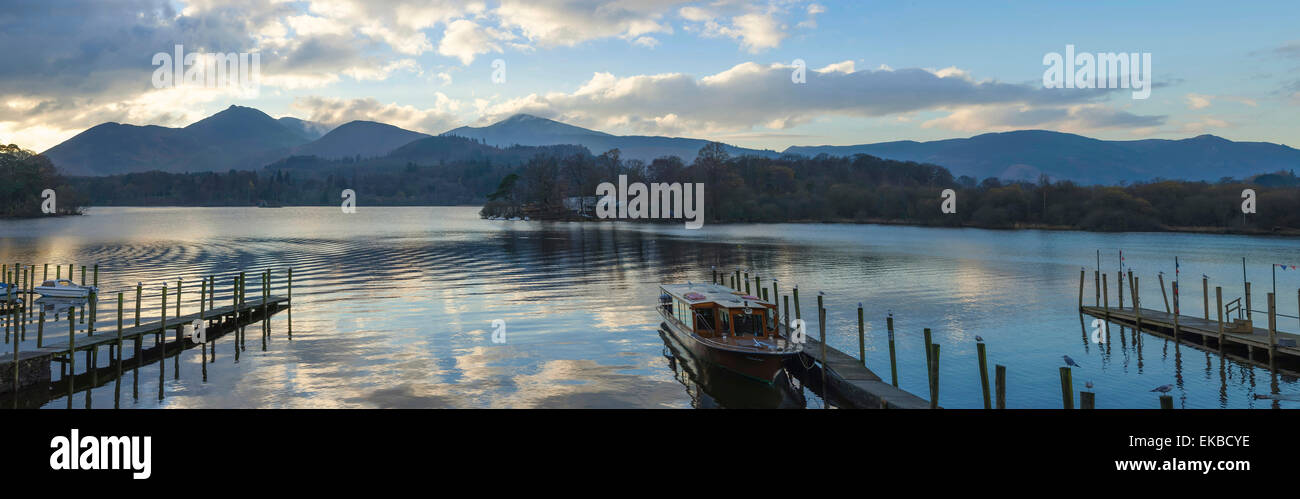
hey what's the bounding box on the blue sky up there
[3,0,1298,152]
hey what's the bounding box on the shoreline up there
[32,204,1298,237]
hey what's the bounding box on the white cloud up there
[290,94,463,133]
[495,0,683,48]
[473,61,1143,138]
[438,19,511,65]
[1186,93,1212,109]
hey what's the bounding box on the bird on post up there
[1063,355,1082,368]
[975,335,984,343]
[1151,384,1173,394]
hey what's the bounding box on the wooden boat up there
[657,282,800,384]
[34,279,97,298]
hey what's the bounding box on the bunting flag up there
[1274,263,1298,271]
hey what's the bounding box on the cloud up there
[684,4,791,53]
[922,104,1166,134]
[1186,93,1212,109]
[473,60,1150,137]
[438,19,511,64]
[289,94,463,133]
[494,0,683,48]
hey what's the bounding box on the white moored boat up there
[34,279,97,298]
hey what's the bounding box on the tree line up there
[0,144,86,217]
[482,142,1300,232]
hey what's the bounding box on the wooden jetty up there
[1078,267,1300,374]
[709,267,934,409]
[797,335,930,409]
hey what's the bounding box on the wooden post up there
[1159,273,1170,313]
[886,314,897,387]
[1102,273,1109,319]
[93,264,99,288]
[783,295,790,327]
[1094,269,1100,306]
[1059,367,1073,409]
[977,342,990,409]
[80,265,85,286]
[1117,271,1124,309]
[1077,270,1085,309]
[176,278,182,318]
[68,306,75,405]
[1203,276,1209,320]
[744,272,750,295]
[1245,282,1252,321]
[928,343,940,409]
[1216,287,1224,350]
[1080,391,1095,409]
[856,303,865,366]
[1159,395,1173,409]
[818,304,827,409]
[1268,292,1277,368]
[923,327,933,380]
[116,293,123,397]
[995,364,1006,409]
[134,283,142,327]
[793,286,801,321]
[37,308,45,348]
[1135,277,1143,337]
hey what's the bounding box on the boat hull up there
[658,309,793,384]
[35,287,94,298]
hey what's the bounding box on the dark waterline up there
[2,206,1298,408]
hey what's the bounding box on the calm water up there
[2,206,1299,409]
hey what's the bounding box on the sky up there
[2,0,1299,153]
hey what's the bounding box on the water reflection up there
[658,328,808,409]
[1,206,1299,408]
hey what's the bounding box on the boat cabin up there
[41,279,76,288]
[659,283,779,339]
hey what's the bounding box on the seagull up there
[1151,384,1174,394]
[975,335,984,343]
[1085,381,1094,390]
[1063,355,1082,368]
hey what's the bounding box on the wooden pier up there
[797,336,931,409]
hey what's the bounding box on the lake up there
[2,206,1298,408]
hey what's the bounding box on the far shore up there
[57,203,1298,237]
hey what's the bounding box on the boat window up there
[718,309,730,336]
[733,309,763,337]
[693,306,715,332]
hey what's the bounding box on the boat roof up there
[660,282,775,308]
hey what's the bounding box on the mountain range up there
[40,106,1300,184]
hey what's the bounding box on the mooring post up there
[1202,276,1209,320]
[93,264,98,288]
[818,304,827,410]
[262,269,269,351]
[923,327,933,377]
[233,274,240,360]
[1245,282,1252,321]
[43,263,48,282]
[1094,269,1100,306]
[856,303,865,366]
[80,265,85,287]
[887,314,897,387]
[176,278,182,319]
[1117,271,1124,309]
[134,283,142,327]
[68,306,75,406]
[1059,367,1074,409]
[1080,391,1095,409]
[88,291,96,335]
[37,308,45,348]
[1077,269,1084,309]
[116,293,123,393]
[1268,293,1277,369]
[995,365,1006,409]
[1102,273,1110,320]
[793,286,801,321]
[1216,287,1224,350]
[928,343,940,409]
[159,283,167,376]
[1159,273,1170,313]
[1159,395,1173,409]
[753,275,760,297]
[783,295,790,327]
[1134,277,1143,338]
[239,271,247,351]
[977,341,990,409]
